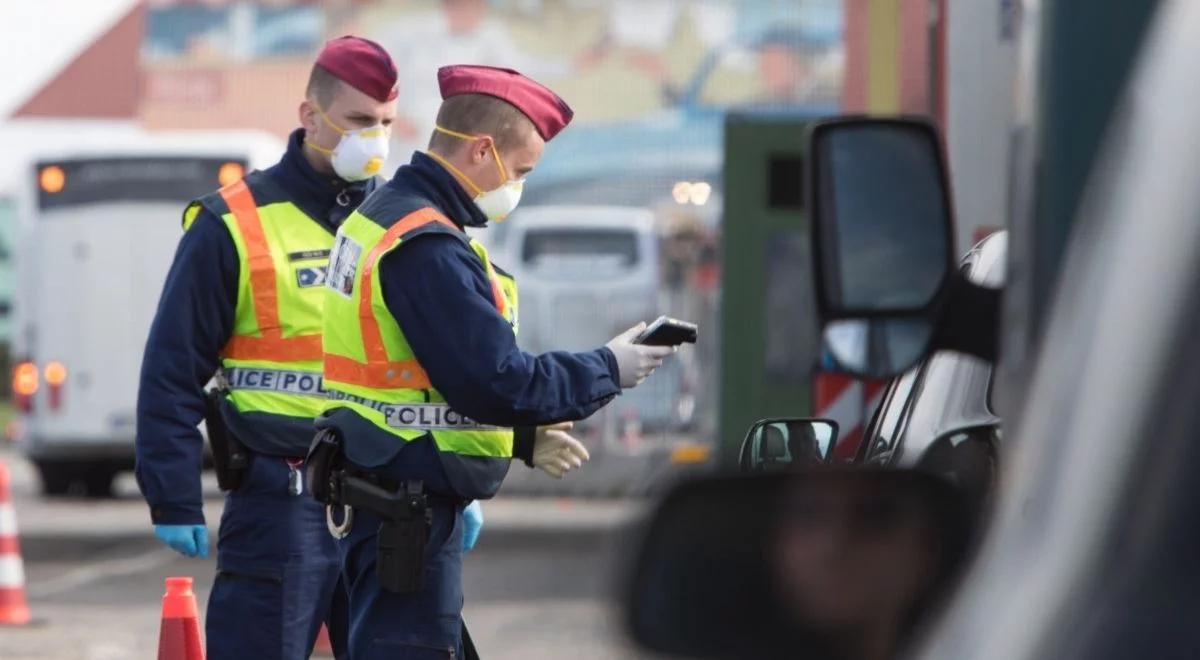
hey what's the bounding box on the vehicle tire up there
[82,468,117,499]
[36,461,75,497]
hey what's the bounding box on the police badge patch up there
[296,266,328,288]
[327,233,363,299]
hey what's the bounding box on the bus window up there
[35,157,246,212]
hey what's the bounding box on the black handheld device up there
[634,316,699,346]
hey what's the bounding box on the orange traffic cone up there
[0,460,31,626]
[158,577,204,660]
[313,624,334,657]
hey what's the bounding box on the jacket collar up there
[398,151,489,229]
[266,129,377,231]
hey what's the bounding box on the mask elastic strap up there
[491,142,510,183]
[315,104,347,136]
[305,140,334,156]
[425,149,485,197]
[433,125,510,184]
[305,103,346,156]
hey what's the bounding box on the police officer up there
[316,65,674,658]
[135,36,399,659]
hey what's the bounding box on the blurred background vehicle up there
[491,205,659,358]
[854,231,1005,496]
[6,127,283,496]
[737,230,1006,487]
[487,206,696,439]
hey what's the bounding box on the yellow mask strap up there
[315,104,347,136]
[304,103,346,156]
[305,140,334,156]
[425,149,485,197]
[433,125,511,184]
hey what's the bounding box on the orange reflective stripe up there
[333,208,511,391]
[223,334,324,362]
[324,353,432,390]
[219,179,281,339]
[358,209,457,362]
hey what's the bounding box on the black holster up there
[205,389,248,492]
[307,429,431,594]
[306,429,343,505]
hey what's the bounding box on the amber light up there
[44,361,67,386]
[13,361,38,413]
[218,162,245,186]
[13,362,38,397]
[40,165,66,194]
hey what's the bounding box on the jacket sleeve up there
[378,234,621,428]
[135,208,239,525]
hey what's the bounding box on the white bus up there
[5,126,283,496]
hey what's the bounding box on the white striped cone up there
[0,460,31,626]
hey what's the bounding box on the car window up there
[864,366,921,462]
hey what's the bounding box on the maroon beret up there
[438,65,574,141]
[315,36,398,103]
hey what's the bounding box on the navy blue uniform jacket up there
[136,130,377,525]
[315,152,622,487]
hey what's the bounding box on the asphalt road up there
[0,446,661,659]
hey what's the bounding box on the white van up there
[493,206,659,352]
[487,205,695,439]
[5,125,283,495]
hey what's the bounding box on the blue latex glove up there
[155,524,209,559]
[462,501,484,553]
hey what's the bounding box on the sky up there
[0,0,137,119]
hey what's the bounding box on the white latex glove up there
[532,422,591,479]
[605,322,676,388]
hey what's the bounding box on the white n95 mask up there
[306,106,390,182]
[473,178,524,222]
[426,125,526,222]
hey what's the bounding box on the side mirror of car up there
[808,117,961,378]
[739,418,839,472]
[627,470,974,660]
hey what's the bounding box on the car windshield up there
[522,229,639,273]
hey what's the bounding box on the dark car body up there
[856,232,1006,484]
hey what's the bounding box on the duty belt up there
[308,429,460,543]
